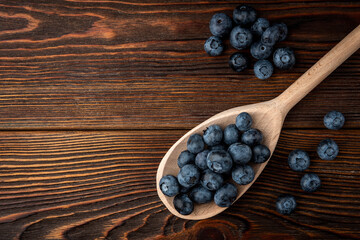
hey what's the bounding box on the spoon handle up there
[274,24,360,114]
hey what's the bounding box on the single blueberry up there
[233,5,257,26]
[187,133,205,154]
[177,164,201,188]
[236,112,253,131]
[201,169,224,191]
[195,150,210,170]
[230,26,253,50]
[261,25,281,46]
[229,52,249,72]
[317,138,339,160]
[228,143,252,165]
[204,36,224,56]
[288,149,310,172]
[254,60,273,79]
[250,18,270,37]
[159,175,180,197]
[207,150,233,174]
[223,124,240,145]
[173,194,194,215]
[276,194,296,215]
[252,144,271,163]
[232,165,254,185]
[250,41,273,60]
[274,22,288,41]
[209,13,233,38]
[241,128,263,146]
[177,150,195,168]
[323,111,345,130]
[300,173,321,192]
[189,185,214,204]
[203,124,223,146]
[214,183,238,207]
[273,47,295,70]
[210,144,227,151]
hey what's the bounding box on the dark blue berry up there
[228,143,252,165]
[252,144,271,163]
[195,150,210,170]
[250,41,273,60]
[317,138,339,160]
[251,18,270,37]
[177,150,195,168]
[177,164,201,188]
[324,111,345,130]
[229,52,249,72]
[210,144,227,151]
[276,194,296,215]
[180,185,192,193]
[173,194,194,215]
[236,112,252,131]
[288,149,310,172]
[203,124,223,147]
[241,128,263,146]
[300,173,321,192]
[232,165,254,185]
[254,60,273,79]
[261,26,281,46]
[189,185,214,204]
[201,169,224,191]
[187,133,205,154]
[273,47,295,70]
[209,13,233,38]
[223,124,240,145]
[204,36,224,56]
[207,150,233,174]
[230,26,253,50]
[159,175,180,197]
[274,22,288,41]
[214,183,238,207]
[233,5,257,26]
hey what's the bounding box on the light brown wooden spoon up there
[157,25,360,220]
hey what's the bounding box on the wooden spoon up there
[156,25,360,220]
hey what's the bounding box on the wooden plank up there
[0,1,359,130]
[0,129,359,239]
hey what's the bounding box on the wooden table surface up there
[0,1,359,239]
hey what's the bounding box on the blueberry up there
[250,41,273,60]
[189,185,214,204]
[229,52,249,72]
[195,150,210,170]
[288,149,310,172]
[317,138,339,160]
[276,194,296,215]
[203,124,223,147]
[159,175,180,197]
[210,144,227,151]
[223,124,240,145]
[241,128,263,146]
[274,22,288,41]
[187,133,205,154]
[177,150,195,168]
[252,144,271,163]
[232,165,254,185]
[180,185,192,193]
[261,25,281,46]
[173,194,194,215]
[201,169,224,191]
[207,150,233,174]
[254,60,273,80]
[177,164,201,188]
[324,111,345,130]
[236,112,252,131]
[214,183,238,207]
[273,47,295,70]
[204,36,224,56]
[228,143,252,165]
[230,26,253,50]
[250,18,270,37]
[233,5,257,26]
[209,13,233,38]
[300,173,321,192]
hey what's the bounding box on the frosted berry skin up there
[173,194,194,215]
[201,169,224,191]
[195,150,210,170]
[228,143,252,165]
[254,60,273,80]
[232,165,254,185]
[261,25,281,46]
[236,112,253,131]
[323,111,345,130]
[189,185,214,204]
[187,133,205,154]
[252,144,271,163]
[209,13,233,38]
[233,5,257,26]
[241,128,263,147]
[177,150,195,168]
[300,173,321,193]
[177,164,201,188]
[204,36,224,56]
[276,194,297,215]
[288,149,310,172]
[229,52,249,72]
[206,150,233,174]
[250,41,273,60]
[203,124,223,147]
[214,183,238,207]
[317,138,339,160]
[223,124,240,145]
[159,175,180,197]
[251,18,270,37]
[273,47,295,70]
[230,26,253,50]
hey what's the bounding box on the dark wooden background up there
[0,1,359,239]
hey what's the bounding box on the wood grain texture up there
[0,130,359,240]
[0,0,359,130]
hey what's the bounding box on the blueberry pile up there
[276,111,344,215]
[204,5,295,79]
[159,112,271,215]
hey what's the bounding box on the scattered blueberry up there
[204,36,224,56]
[201,169,224,191]
[288,149,310,172]
[254,59,273,79]
[250,18,270,37]
[273,47,295,70]
[207,150,233,174]
[252,144,271,163]
[159,175,180,197]
[323,111,345,130]
[300,173,321,192]
[214,183,238,207]
[173,194,194,215]
[250,41,273,60]
[317,138,339,160]
[229,52,249,72]
[232,165,254,185]
[276,194,296,215]
[241,128,263,146]
[236,112,253,131]
[177,150,195,168]
[233,5,257,26]
[210,144,227,151]
[228,143,252,165]
[177,164,201,188]
[189,185,214,204]
[261,25,281,46]
[187,134,205,154]
[195,150,210,170]
[209,13,233,38]
[230,26,253,50]
[203,124,223,146]
[274,22,288,41]
[223,124,240,145]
